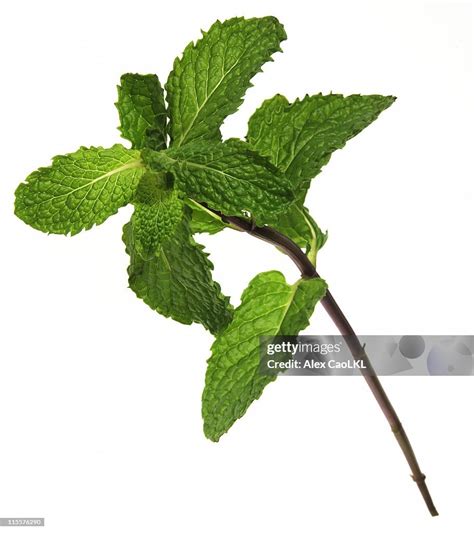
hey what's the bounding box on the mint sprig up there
[13,16,438,516]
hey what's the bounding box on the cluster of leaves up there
[14,17,395,441]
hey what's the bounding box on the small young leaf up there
[116,74,167,150]
[166,17,286,147]
[247,93,396,201]
[202,271,327,441]
[15,145,145,235]
[186,199,227,235]
[273,205,327,258]
[131,173,185,258]
[123,210,233,334]
[143,139,294,225]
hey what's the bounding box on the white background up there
[0,0,472,531]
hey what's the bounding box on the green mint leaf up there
[143,139,294,225]
[116,74,167,150]
[131,173,185,258]
[247,93,396,201]
[202,271,327,441]
[186,199,226,235]
[123,209,233,334]
[273,205,327,261]
[166,17,286,147]
[15,145,145,235]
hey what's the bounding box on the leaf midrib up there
[34,159,143,206]
[222,281,301,351]
[174,48,248,148]
[159,151,266,193]
[268,281,300,338]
